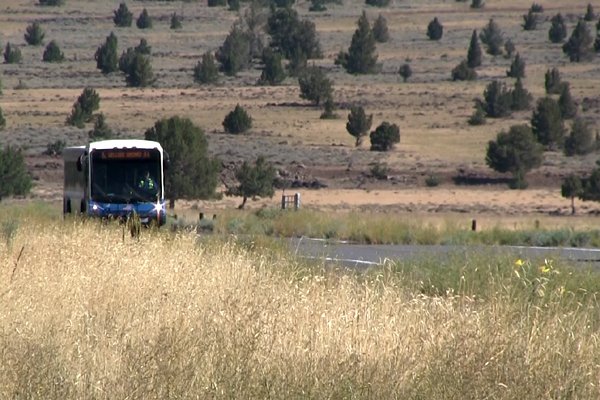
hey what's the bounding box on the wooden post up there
[471,219,477,231]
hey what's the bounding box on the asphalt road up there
[289,237,600,269]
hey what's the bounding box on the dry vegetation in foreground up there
[1,219,600,398]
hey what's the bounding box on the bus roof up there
[89,139,163,151]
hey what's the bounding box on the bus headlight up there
[153,202,164,214]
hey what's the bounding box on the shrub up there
[398,63,412,82]
[226,156,275,209]
[66,87,100,127]
[545,67,563,94]
[266,8,322,62]
[135,38,151,55]
[119,47,135,73]
[451,60,476,81]
[298,65,333,106]
[563,19,594,62]
[584,3,596,21]
[170,13,182,30]
[24,22,45,46]
[336,11,378,74]
[467,30,482,68]
[223,104,253,134]
[309,0,326,12]
[370,122,400,151]
[0,107,5,130]
[228,0,240,11]
[125,53,154,87]
[95,32,118,74]
[258,48,286,85]
[531,97,565,149]
[522,10,538,31]
[38,0,64,5]
[346,106,373,146]
[272,0,295,7]
[3,43,22,64]
[483,80,512,118]
[425,175,440,187]
[216,24,251,76]
[562,175,582,214]
[88,113,113,140]
[530,3,543,12]
[320,98,338,120]
[365,0,390,7]
[480,18,504,56]
[564,117,594,156]
[504,38,516,58]
[427,17,443,40]
[511,78,532,111]
[0,145,32,201]
[506,53,525,78]
[370,162,389,180]
[486,124,543,189]
[193,52,219,84]
[373,14,390,43]
[468,101,486,125]
[470,0,484,8]
[43,139,66,156]
[42,40,64,62]
[549,13,567,43]
[207,0,226,6]
[559,84,578,119]
[113,2,133,27]
[136,9,152,29]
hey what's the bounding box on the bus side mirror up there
[76,153,88,172]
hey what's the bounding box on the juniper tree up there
[549,13,567,43]
[563,19,594,62]
[125,53,154,87]
[3,43,22,64]
[136,9,152,29]
[470,0,484,9]
[531,96,566,149]
[170,13,182,30]
[427,17,443,41]
[95,32,118,74]
[0,145,32,201]
[113,2,133,27]
[584,3,596,21]
[504,38,516,58]
[24,22,45,46]
[298,66,333,106]
[66,87,100,127]
[207,0,226,6]
[309,0,326,12]
[266,7,322,63]
[558,83,577,119]
[193,52,219,84]
[336,11,378,74]
[561,175,583,214]
[135,38,151,55]
[398,63,412,82]
[451,60,477,81]
[483,80,512,118]
[370,122,400,151]
[228,0,240,12]
[88,113,113,140]
[320,98,337,119]
[365,0,390,7]
[42,40,64,62]
[564,117,594,156]
[522,10,538,31]
[346,106,373,146]
[506,53,525,78]
[545,67,563,94]
[373,14,390,43]
[0,107,5,130]
[480,18,504,56]
[258,48,286,85]
[216,23,251,76]
[486,124,543,189]
[467,30,482,68]
[39,0,64,5]
[468,101,486,125]
[530,3,543,13]
[223,104,252,134]
[119,47,136,73]
[227,156,275,209]
[511,77,533,111]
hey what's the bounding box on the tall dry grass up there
[1,219,600,399]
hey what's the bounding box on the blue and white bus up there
[63,139,167,225]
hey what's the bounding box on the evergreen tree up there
[451,60,477,81]
[125,53,154,87]
[506,53,525,78]
[216,23,251,76]
[0,107,6,130]
[227,156,275,209]
[136,8,152,29]
[559,83,578,119]
[24,21,45,46]
[66,87,100,127]
[42,40,64,62]
[427,17,443,41]
[170,13,183,30]
[207,0,226,6]
[346,106,373,146]
[467,30,482,68]
[193,52,219,84]
[549,13,567,43]
[0,145,32,201]
[545,67,563,94]
[298,65,333,106]
[266,8,322,62]
[531,97,565,149]
[511,77,533,111]
[584,3,596,21]
[483,80,512,118]
[370,122,400,151]
[135,38,151,55]
[486,124,543,189]
[468,101,486,126]
[336,11,378,74]
[530,3,543,13]
[88,113,113,140]
[39,0,64,5]
[320,98,337,119]
[398,63,412,82]
[561,175,582,214]
[522,10,538,31]
[365,0,390,7]
[563,19,594,62]
[144,116,220,208]
[372,14,390,43]
[309,0,326,12]
[258,48,286,85]
[3,43,22,64]
[119,47,136,73]
[504,38,516,58]
[223,104,253,134]
[480,18,504,56]
[66,103,86,128]
[95,32,118,74]
[228,0,240,11]
[470,0,484,9]
[113,2,133,27]
[565,117,594,156]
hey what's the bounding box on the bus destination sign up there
[100,150,152,160]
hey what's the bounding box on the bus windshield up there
[90,149,162,203]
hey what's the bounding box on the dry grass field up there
[1,0,600,219]
[1,220,600,398]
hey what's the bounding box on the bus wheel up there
[64,198,72,214]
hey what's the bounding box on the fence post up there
[471,219,477,231]
[294,193,301,210]
[281,195,286,210]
